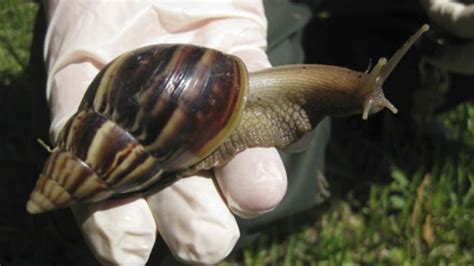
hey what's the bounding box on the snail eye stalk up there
[361,24,430,120]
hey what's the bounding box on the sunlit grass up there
[0,0,37,84]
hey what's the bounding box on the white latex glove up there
[420,0,474,74]
[44,1,287,265]
[420,0,474,38]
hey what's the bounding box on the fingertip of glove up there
[172,223,240,264]
[72,197,157,265]
[147,176,240,264]
[215,147,287,218]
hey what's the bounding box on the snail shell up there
[27,44,248,214]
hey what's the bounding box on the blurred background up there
[1,0,473,265]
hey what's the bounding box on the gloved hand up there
[420,0,474,39]
[44,1,287,264]
[420,0,474,74]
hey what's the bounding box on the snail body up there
[27,25,429,214]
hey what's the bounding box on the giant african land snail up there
[26,25,430,214]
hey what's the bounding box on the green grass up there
[0,0,37,85]
[1,1,473,265]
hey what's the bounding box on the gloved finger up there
[420,0,474,38]
[214,147,287,218]
[146,173,239,264]
[72,196,156,266]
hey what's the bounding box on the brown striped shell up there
[27,44,248,214]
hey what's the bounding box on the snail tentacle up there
[379,24,430,83]
[361,24,430,119]
[361,58,391,120]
